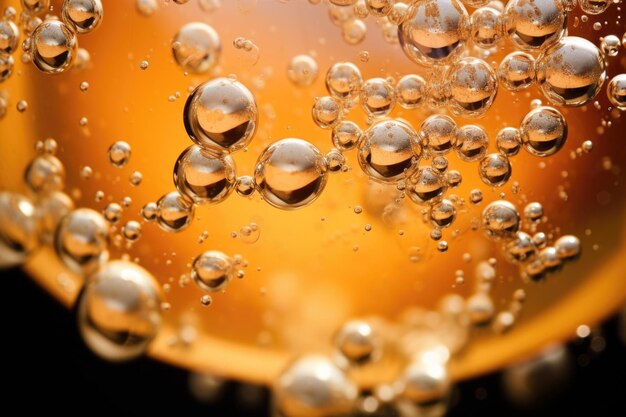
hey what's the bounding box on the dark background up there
[4,267,625,416]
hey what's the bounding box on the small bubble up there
[129,171,143,186]
[122,220,142,242]
[287,54,319,87]
[173,22,221,73]
[200,295,213,307]
[16,100,28,112]
[140,60,149,70]
[80,166,93,180]
[108,141,132,168]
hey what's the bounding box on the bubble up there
[354,205,363,214]
[496,127,522,156]
[156,191,195,232]
[312,95,343,128]
[524,202,543,222]
[470,188,483,204]
[479,153,511,187]
[191,250,233,292]
[357,119,419,183]
[366,0,394,16]
[0,192,39,268]
[16,99,28,112]
[600,35,620,57]
[287,54,318,87]
[24,154,65,193]
[103,203,122,224]
[235,175,255,197]
[399,0,469,66]
[482,200,520,240]
[399,355,451,405]
[533,231,547,248]
[332,120,362,151]
[0,20,18,54]
[498,52,535,91]
[200,294,213,306]
[108,141,131,168]
[61,0,103,34]
[493,311,515,334]
[470,6,502,48]
[184,77,258,154]
[173,145,236,205]
[539,246,562,272]
[334,320,381,365]
[172,22,221,73]
[430,199,457,228]
[520,106,567,157]
[342,18,367,45]
[446,170,462,187]
[73,47,90,70]
[139,60,149,70]
[275,356,358,417]
[505,231,537,263]
[141,202,157,222]
[395,74,426,109]
[579,0,610,14]
[136,0,157,16]
[78,260,162,361]
[607,74,626,111]
[388,1,410,24]
[360,77,395,117]
[21,0,50,15]
[437,240,449,252]
[420,115,458,155]
[407,166,447,205]
[325,62,363,100]
[36,191,74,243]
[254,138,328,209]
[455,124,488,162]
[503,0,566,50]
[31,20,78,74]
[326,148,346,173]
[447,57,497,117]
[54,208,110,275]
[467,292,494,325]
[554,235,581,260]
[535,36,606,107]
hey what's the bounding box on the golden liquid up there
[1,0,626,386]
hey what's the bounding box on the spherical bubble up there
[54,208,110,275]
[357,119,419,183]
[479,153,511,187]
[554,234,580,260]
[469,188,483,204]
[192,250,233,292]
[0,20,19,54]
[388,1,410,25]
[103,202,122,224]
[0,53,13,82]
[334,320,381,365]
[325,148,346,173]
[325,62,363,99]
[398,0,469,66]
[254,138,328,210]
[420,115,458,155]
[172,22,221,73]
[524,201,543,222]
[470,7,502,48]
[505,231,537,263]
[78,260,162,362]
[498,52,535,91]
[0,192,40,269]
[37,191,74,244]
[467,292,495,325]
[407,166,447,205]
[342,18,367,45]
[61,0,103,34]
[430,199,456,228]
[539,246,562,271]
[579,0,610,14]
[399,356,451,405]
[455,124,488,162]
[332,120,362,151]
[136,0,157,16]
[184,77,258,154]
[607,74,626,111]
[121,220,142,242]
[275,356,358,417]
[173,145,236,205]
[31,20,78,74]
[482,200,520,241]
[312,95,342,128]
[432,156,449,172]
[287,54,318,87]
[600,35,620,57]
[535,36,606,107]
[448,57,497,117]
[141,202,157,222]
[396,74,426,109]
[520,106,567,157]
[235,175,255,197]
[21,0,50,15]
[108,140,131,168]
[360,77,395,117]
[446,169,462,187]
[503,0,566,50]
[24,154,65,194]
[496,127,521,156]
[366,0,394,16]
[156,191,194,232]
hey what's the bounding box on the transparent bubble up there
[156,191,195,232]
[173,145,236,205]
[0,20,18,54]
[357,119,419,183]
[538,246,562,274]
[254,138,328,209]
[399,0,469,66]
[78,260,162,361]
[235,175,255,197]
[399,355,451,405]
[332,120,362,151]
[467,292,495,325]
[342,18,367,45]
[275,356,358,417]
[54,208,110,275]
[21,0,50,15]
[192,250,233,292]
[31,20,78,74]
[61,0,103,34]
[366,0,394,16]
[470,6,502,48]
[0,192,39,269]
[407,166,447,205]
[455,124,488,162]
[496,127,521,156]
[360,77,395,117]
[326,148,346,173]
[36,191,74,244]
[325,62,363,99]
[448,57,497,117]
[600,35,620,57]
[432,156,449,172]
[420,115,458,155]
[479,153,511,187]
[607,74,626,111]
[520,106,567,157]
[388,1,410,25]
[482,200,520,240]
[184,77,258,154]
[334,320,381,365]
[172,22,221,73]
[579,0,610,14]
[470,188,483,204]
[141,202,157,222]
[73,47,90,70]
[446,169,462,187]
[108,141,131,168]
[503,0,566,50]
[498,51,535,91]
[312,95,342,128]
[524,202,544,222]
[24,154,65,193]
[535,36,606,107]
[287,54,319,87]
[136,0,157,16]
[430,199,457,228]
[505,231,537,263]
[554,234,581,260]
[396,74,426,109]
